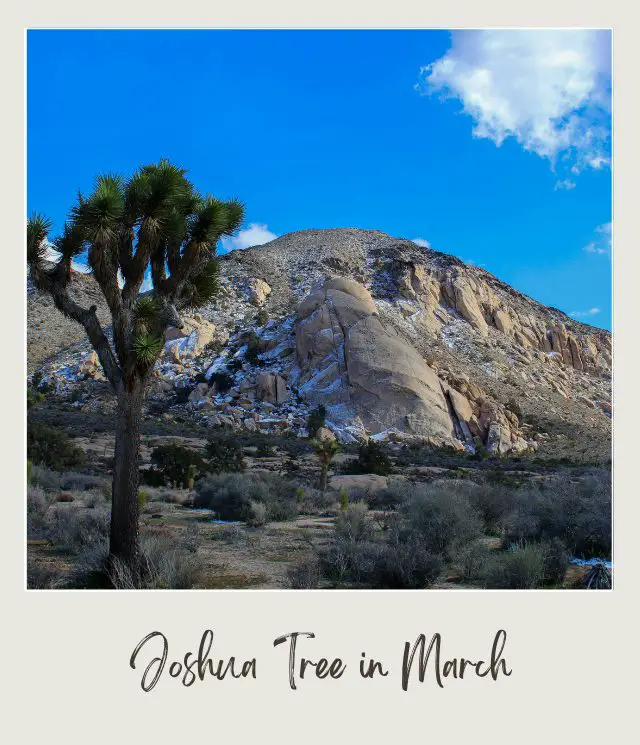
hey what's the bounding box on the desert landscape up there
[27,229,612,589]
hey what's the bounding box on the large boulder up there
[296,279,455,443]
[247,278,272,306]
[165,315,216,360]
[256,372,289,404]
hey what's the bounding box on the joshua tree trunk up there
[110,376,144,572]
[319,462,328,493]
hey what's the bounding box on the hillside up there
[27,228,611,461]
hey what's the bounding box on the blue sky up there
[27,29,612,329]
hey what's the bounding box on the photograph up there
[26,28,612,591]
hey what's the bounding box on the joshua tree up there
[27,160,244,574]
[311,437,340,493]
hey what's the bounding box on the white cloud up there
[411,237,431,248]
[418,30,611,177]
[570,307,601,318]
[583,222,611,256]
[220,223,278,252]
[554,179,576,191]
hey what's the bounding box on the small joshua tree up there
[27,161,244,574]
[311,437,340,493]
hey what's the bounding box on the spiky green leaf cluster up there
[181,260,220,309]
[27,213,53,264]
[132,332,164,368]
[134,296,162,325]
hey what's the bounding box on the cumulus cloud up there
[220,223,278,253]
[570,307,601,318]
[583,222,612,256]
[418,30,611,176]
[411,237,431,248]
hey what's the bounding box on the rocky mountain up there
[28,228,612,459]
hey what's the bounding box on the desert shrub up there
[206,436,246,473]
[194,472,299,522]
[539,537,569,585]
[366,536,443,589]
[30,464,63,492]
[210,371,234,393]
[397,484,483,559]
[27,485,54,538]
[467,482,514,534]
[335,502,372,542]
[297,486,333,515]
[248,500,268,527]
[209,524,246,542]
[70,534,203,590]
[256,309,269,326]
[306,405,326,437]
[27,422,85,471]
[141,466,167,487]
[368,480,415,510]
[46,506,110,555]
[83,489,106,509]
[503,471,611,558]
[476,544,548,589]
[245,333,261,364]
[150,443,207,487]
[27,388,45,409]
[288,558,322,589]
[350,440,393,476]
[58,472,106,492]
[27,561,62,589]
[179,523,201,553]
[320,533,442,589]
[457,540,495,582]
[255,444,276,457]
[582,563,612,589]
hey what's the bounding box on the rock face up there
[247,278,272,306]
[28,228,611,459]
[295,278,532,451]
[164,315,216,360]
[296,278,454,443]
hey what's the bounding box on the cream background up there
[1,2,637,742]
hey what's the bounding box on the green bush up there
[397,485,483,559]
[467,482,513,534]
[350,440,393,476]
[193,472,299,522]
[335,502,372,542]
[256,309,270,326]
[210,372,234,393]
[206,436,246,474]
[27,423,85,471]
[306,405,326,437]
[476,544,548,589]
[367,537,443,589]
[245,333,261,364]
[149,443,207,487]
[503,471,611,558]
